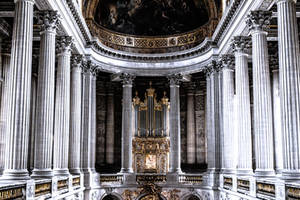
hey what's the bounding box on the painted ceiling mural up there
[93,0,211,36]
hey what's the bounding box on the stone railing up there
[136,174,167,183]
[179,174,203,185]
[100,174,123,185]
[0,175,84,200]
[220,174,300,199]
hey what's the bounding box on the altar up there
[132,83,170,174]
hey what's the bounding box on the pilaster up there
[186,82,196,164]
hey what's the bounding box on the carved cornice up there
[36,10,60,33]
[56,36,73,54]
[246,10,272,32]
[120,73,135,85]
[168,74,183,86]
[231,36,251,53]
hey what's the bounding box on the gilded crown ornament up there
[246,10,272,32]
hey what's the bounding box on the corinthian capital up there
[231,36,251,53]
[36,10,60,32]
[71,54,83,69]
[120,73,135,85]
[56,36,73,54]
[246,10,272,32]
[220,54,235,70]
[168,74,183,86]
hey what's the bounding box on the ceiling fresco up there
[93,0,210,36]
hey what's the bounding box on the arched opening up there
[187,195,201,200]
[102,194,120,200]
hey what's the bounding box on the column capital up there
[14,0,35,4]
[220,54,235,70]
[56,36,73,55]
[167,74,183,86]
[231,36,251,53]
[246,10,272,32]
[120,73,135,85]
[276,0,297,4]
[36,10,60,33]
[71,54,83,69]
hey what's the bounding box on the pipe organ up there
[132,83,170,173]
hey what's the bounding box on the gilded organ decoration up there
[132,82,170,173]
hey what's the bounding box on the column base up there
[281,170,300,180]
[1,169,30,180]
[119,168,133,174]
[168,168,182,174]
[31,168,53,178]
[255,169,275,177]
[222,168,237,175]
[69,168,82,175]
[237,168,253,176]
[53,168,70,177]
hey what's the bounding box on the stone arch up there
[100,193,123,200]
[181,192,203,200]
[135,193,167,200]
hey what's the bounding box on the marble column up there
[168,74,183,173]
[205,69,212,169]
[0,44,10,174]
[220,54,236,174]
[186,83,196,164]
[232,36,253,175]
[270,54,283,173]
[81,61,96,174]
[90,70,97,172]
[120,73,135,173]
[247,10,275,176]
[106,83,115,164]
[31,10,59,178]
[53,36,73,176]
[2,0,34,180]
[69,55,83,175]
[276,0,300,178]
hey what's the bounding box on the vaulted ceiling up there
[83,0,222,36]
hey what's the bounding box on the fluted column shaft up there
[69,55,82,175]
[90,73,97,171]
[81,62,96,174]
[3,0,34,179]
[272,68,283,173]
[187,86,196,164]
[221,55,236,174]
[53,36,72,176]
[232,36,253,174]
[120,74,134,173]
[168,74,182,173]
[205,71,213,169]
[276,0,300,178]
[0,52,10,174]
[32,10,59,178]
[247,10,275,176]
[106,85,115,164]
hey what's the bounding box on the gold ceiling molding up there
[83,0,222,53]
